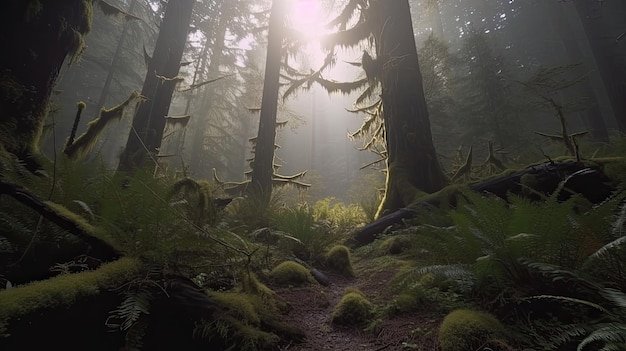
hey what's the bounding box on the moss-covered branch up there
[0,257,143,336]
[0,180,121,258]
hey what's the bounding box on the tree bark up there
[351,160,615,246]
[550,1,609,142]
[373,0,447,217]
[250,0,286,197]
[118,0,195,171]
[0,180,121,259]
[572,0,626,132]
[0,0,93,168]
[189,0,228,178]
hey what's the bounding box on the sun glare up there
[288,0,325,39]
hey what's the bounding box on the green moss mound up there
[438,309,508,351]
[331,289,373,326]
[0,257,143,336]
[379,235,412,255]
[324,245,354,276]
[268,261,313,286]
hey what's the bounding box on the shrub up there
[331,289,373,326]
[268,261,313,286]
[324,245,354,276]
[438,309,508,351]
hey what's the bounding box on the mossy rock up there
[324,245,354,276]
[379,235,412,255]
[438,309,509,351]
[331,289,373,326]
[386,294,420,315]
[268,261,314,287]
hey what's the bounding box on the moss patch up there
[269,261,314,287]
[331,289,374,326]
[438,309,508,351]
[324,245,354,276]
[0,257,143,336]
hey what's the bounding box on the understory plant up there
[400,179,626,349]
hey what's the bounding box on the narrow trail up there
[272,261,442,351]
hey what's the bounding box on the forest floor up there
[271,256,444,351]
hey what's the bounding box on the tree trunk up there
[373,0,447,217]
[189,0,228,178]
[0,1,93,168]
[572,0,626,132]
[249,0,286,197]
[118,0,195,171]
[351,160,615,245]
[550,1,609,142]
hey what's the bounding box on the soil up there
[271,259,444,351]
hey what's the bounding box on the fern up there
[109,289,153,331]
[578,323,626,351]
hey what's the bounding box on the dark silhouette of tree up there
[0,1,95,169]
[285,0,447,217]
[453,28,515,149]
[249,0,287,197]
[571,0,626,132]
[118,0,195,171]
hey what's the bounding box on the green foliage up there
[348,171,385,223]
[312,197,367,233]
[203,290,280,351]
[168,177,219,227]
[324,245,354,276]
[0,257,143,336]
[271,203,335,260]
[223,188,283,230]
[331,289,374,326]
[438,309,509,351]
[268,261,314,287]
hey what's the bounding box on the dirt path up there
[272,261,442,351]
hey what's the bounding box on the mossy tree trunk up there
[0,0,93,167]
[118,0,195,171]
[373,0,447,217]
[249,0,286,198]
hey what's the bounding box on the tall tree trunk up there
[572,0,626,132]
[95,0,139,113]
[373,0,447,217]
[550,1,609,142]
[189,0,227,178]
[250,0,286,197]
[118,0,195,171]
[0,1,93,168]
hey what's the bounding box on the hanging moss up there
[438,309,509,351]
[57,0,93,64]
[64,91,140,160]
[0,258,143,336]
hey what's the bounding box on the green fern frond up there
[108,289,153,332]
[545,323,590,349]
[588,236,626,262]
[406,264,476,293]
[523,295,609,314]
[601,288,626,309]
[578,323,626,351]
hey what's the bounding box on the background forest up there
[1,0,626,350]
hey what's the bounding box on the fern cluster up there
[400,181,626,349]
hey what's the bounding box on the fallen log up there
[0,180,121,259]
[350,160,615,246]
